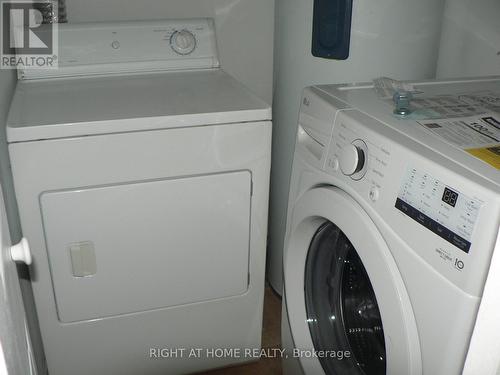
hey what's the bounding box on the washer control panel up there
[316,100,500,296]
[325,110,392,191]
[396,167,481,253]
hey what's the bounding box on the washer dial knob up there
[339,143,366,176]
[170,30,196,55]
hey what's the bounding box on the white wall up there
[268,0,445,293]
[436,0,500,78]
[65,0,275,104]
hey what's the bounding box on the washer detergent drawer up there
[40,171,251,323]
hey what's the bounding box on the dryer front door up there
[284,187,421,375]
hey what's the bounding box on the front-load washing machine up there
[282,78,500,375]
[7,19,271,375]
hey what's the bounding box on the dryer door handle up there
[10,237,32,266]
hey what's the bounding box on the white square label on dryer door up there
[69,241,97,277]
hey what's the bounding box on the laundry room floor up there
[196,285,282,375]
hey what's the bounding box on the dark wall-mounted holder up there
[311,0,353,60]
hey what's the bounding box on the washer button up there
[369,187,380,202]
[327,157,339,171]
[111,40,120,49]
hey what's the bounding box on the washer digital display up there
[442,187,459,207]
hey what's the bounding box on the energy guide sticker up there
[417,113,500,169]
[466,146,500,170]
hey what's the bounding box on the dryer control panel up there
[19,19,219,80]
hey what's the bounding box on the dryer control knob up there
[339,144,365,176]
[170,30,196,55]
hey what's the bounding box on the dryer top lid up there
[7,69,271,142]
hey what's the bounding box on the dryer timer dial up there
[170,30,196,55]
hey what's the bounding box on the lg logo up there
[454,258,465,270]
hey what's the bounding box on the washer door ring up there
[284,187,422,375]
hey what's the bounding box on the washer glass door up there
[305,222,385,374]
[283,187,421,375]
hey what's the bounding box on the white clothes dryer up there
[282,78,500,375]
[7,19,271,375]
